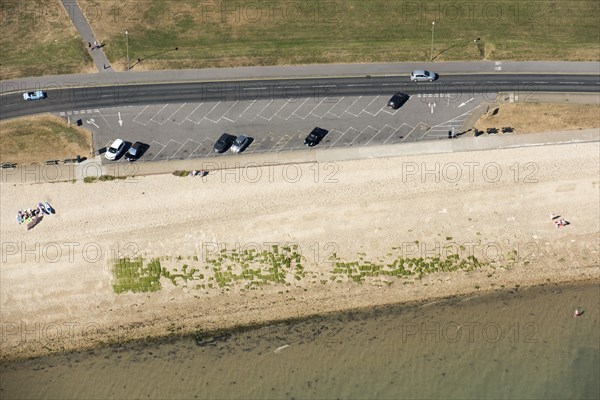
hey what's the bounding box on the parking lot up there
[57,93,489,162]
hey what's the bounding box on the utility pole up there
[125,30,129,71]
[430,22,435,61]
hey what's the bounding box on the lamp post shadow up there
[129,47,179,70]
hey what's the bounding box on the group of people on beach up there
[550,213,569,228]
[17,202,55,225]
[189,170,208,177]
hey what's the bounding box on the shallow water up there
[1,282,598,399]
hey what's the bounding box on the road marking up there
[132,105,150,123]
[165,103,187,123]
[179,103,203,125]
[458,98,474,108]
[86,118,99,128]
[118,112,123,127]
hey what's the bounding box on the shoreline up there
[1,276,598,364]
[1,141,598,363]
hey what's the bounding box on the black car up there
[387,92,410,109]
[304,127,329,147]
[125,141,146,161]
[213,133,237,153]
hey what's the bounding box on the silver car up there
[410,70,437,82]
[230,135,251,153]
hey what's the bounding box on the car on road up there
[213,133,236,153]
[22,91,46,101]
[105,139,125,160]
[125,141,146,161]
[304,127,329,147]
[387,92,410,109]
[410,70,437,82]
[230,135,251,153]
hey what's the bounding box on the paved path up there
[60,0,111,72]
[2,61,599,92]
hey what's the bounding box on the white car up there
[105,139,125,160]
[22,90,46,101]
[410,70,437,82]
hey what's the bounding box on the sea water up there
[1,282,598,399]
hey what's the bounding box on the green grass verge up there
[78,0,598,72]
[0,0,93,79]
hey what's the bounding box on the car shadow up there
[239,137,254,153]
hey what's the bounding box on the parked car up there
[387,92,410,109]
[22,90,46,101]
[304,127,329,147]
[125,141,146,161]
[410,70,437,82]
[213,133,236,153]
[230,135,251,153]
[105,139,125,160]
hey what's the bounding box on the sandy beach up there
[1,141,599,361]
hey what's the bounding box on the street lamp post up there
[430,22,435,62]
[125,30,129,71]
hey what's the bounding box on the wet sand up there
[1,281,598,399]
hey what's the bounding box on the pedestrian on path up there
[93,40,97,49]
[88,42,91,49]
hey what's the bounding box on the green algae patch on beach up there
[110,245,306,294]
[112,257,162,293]
[329,253,487,284]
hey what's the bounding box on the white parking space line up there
[324,96,346,117]
[288,98,310,118]
[379,126,399,144]
[199,102,222,124]
[293,98,320,119]
[344,96,366,117]
[274,98,304,119]
[152,139,183,160]
[310,97,342,118]
[148,104,169,125]
[205,101,239,123]
[362,96,383,116]
[157,103,187,125]
[245,137,267,154]
[188,102,221,124]
[363,125,390,146]
[347,128,364,146]
[270,134,292,151]
[222,100,255,122]
[170,139,191,160]
[257,99,289,121]
[132,105,150,124]
[273,100,292,119]
[187,139,207,159]
[178,103,203,125]
[329,129,348,147]
[255,101,274,121]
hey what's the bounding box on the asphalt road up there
[2,74,598,120]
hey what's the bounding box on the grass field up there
[77,0,599,71]
[474,103,600,134]
[1,1,598,78]
[0,0,94,80]
[0,115,92,164]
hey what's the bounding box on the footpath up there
[60,0,111,72]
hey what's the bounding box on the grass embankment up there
[0,115,92,164]
[0,0,93,80]
[78,0,599,71]
[475,104,600,134]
